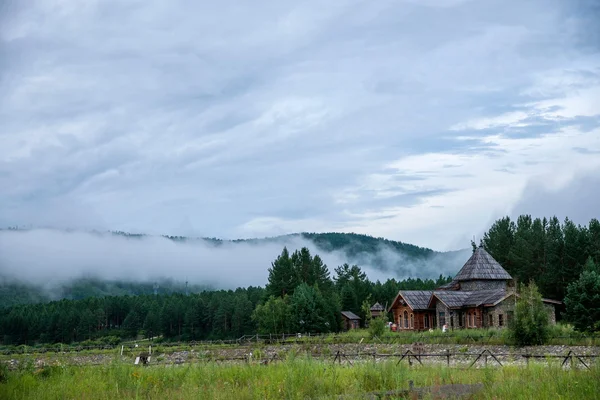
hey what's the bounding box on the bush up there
[368,316,387,339]
[509,282,550,346]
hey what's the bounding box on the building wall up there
[342,317,360,330]
[463,307,483,328]
[459,280,509,291]
[390,305,436,331]
[483,299,556,329]
[485,299,515,328]
[392,305,415,330]
[435,302,450,329]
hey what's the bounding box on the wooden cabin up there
[341,311,361,330]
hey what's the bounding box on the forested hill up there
[0,230,468,307]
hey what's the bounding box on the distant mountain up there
[0,229,470,306]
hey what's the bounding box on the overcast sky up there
[1,0,599,251]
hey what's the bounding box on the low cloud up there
[0,229,466,291]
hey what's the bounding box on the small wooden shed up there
[370,302,385,318]
[341,311,361,330]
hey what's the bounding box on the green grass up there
[1,358,599,399]
[2,324,599,358]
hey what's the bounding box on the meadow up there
[3,324,599,358]
[1,356,600,399]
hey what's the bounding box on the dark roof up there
[341,311,361,320]
[429,289,513,308]
[464,290,509,307]
[370,302,385,311]
[454,247,512,281]
[430,291,471,309]
[399,291,434,310]
[436,280,460,290]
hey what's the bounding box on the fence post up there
[446,349,450,366]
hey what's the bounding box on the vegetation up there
[564,257,600,332]
[481,216,600,302]
[0,246,450,346]
[1,359,599,399]
[509,282,550,346]
[3,214,600,347]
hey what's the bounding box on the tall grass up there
[1,357,599,399]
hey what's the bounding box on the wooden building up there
[388,247,560,331]
[388,291,436,330]
[370,302,385,318]
[341,311,361,330]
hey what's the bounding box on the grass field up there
[2,357,600,399]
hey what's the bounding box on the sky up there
[1,0,599,251]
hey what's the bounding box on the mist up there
[0,229,463,291]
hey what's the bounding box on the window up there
[424,314,430,328]
[439,312,446,327]
[498,314,504,327]
[404,311,409,329]
[410,313,414,328]
[488,314,493,327]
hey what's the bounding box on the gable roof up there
[389,290,434,311]
[341,311,361,320]
[429,291,471,309]
[454,247,512,281]
[428,289,512,309]
[370,302,385,311]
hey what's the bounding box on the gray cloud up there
[511,169,600,226]
[0,0,599,250]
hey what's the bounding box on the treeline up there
[0,247,451,345]
[0,278,214,309]
[481,215,600,300]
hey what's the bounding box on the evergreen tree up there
[543,216,564,299]
[265,247,297,298]
[289,284,332,333]
[564,257,600,332]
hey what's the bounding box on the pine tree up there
[564,257,600,332]
[265,247,297,298]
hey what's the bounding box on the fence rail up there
[2,332,600,356]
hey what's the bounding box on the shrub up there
[509,282,550,346]
[368,316,387,339]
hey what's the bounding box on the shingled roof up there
[341,311,361,320]
[370,302,385,311]
[429,291,471,309]
[464,289,510,307]
[454,247,512,281]
[397,291,434,311]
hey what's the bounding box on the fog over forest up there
[0,229,467,291]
